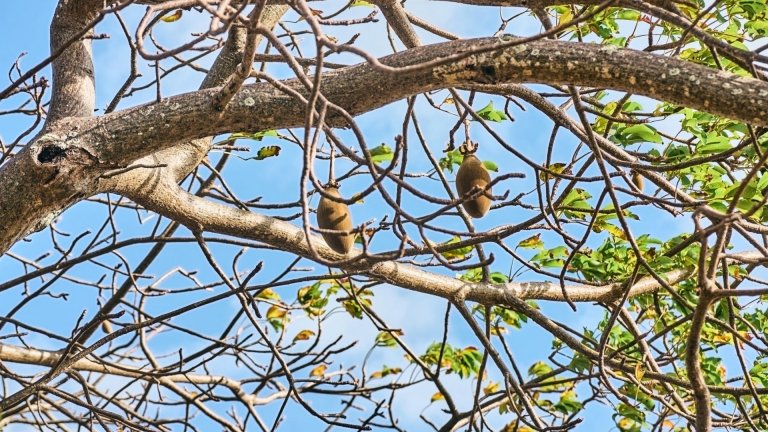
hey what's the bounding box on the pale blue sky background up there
[0,2,727,431]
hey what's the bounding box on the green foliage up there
[459,268,509,283]
[472,303,534,335]
[417,342,483,378]
[437,236,473,260]
[439,149,499,174]
[439,149,464,173]
[375,330,403,348]
[370,365,402,379]
[369,143,394,165]
[613,402,647,432]
[230,130,279,141]
[475,101,508,122]
[295,278,373,320]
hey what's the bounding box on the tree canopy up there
[2,0,768,431]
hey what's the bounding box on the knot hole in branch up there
[37,145,67,164]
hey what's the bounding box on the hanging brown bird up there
[456,152,492,218]
[317,185,354,254]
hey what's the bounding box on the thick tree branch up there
[123,177,694,304]
[0,343,277,406]
[3,37,768,254]
[47,0,99,123]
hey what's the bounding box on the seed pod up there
[456,154,492,218]
[317,186,354,254]
[101,319,113,334]
[631,170,644,192]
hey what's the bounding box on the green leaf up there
[489,272,509,284]
[569,354,591,373]
[554,389,583,414]
[439,149,464,173]
[529,361,553,377]
[438,236,473,260]
[617,10,640,20]
[369,144,394,165]
[341,289,373,320]
[231,130,279,141]
[697,139,731,154]
[482,160,499,172]
[459,268,483,282]
[620,124,662,144]
[297,282,330,317]
[476,101,508,122]
[452,346,483,378]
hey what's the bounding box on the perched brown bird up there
[317,186,354,254]
[456,154,492,218]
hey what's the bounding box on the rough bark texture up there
[3,37,768,255]
[5,4,768,429]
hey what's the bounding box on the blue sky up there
[0,1,723,431]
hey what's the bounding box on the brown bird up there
[317,186,354,254]
[456,154,492,218]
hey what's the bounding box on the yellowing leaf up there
[266,304,287,320]
[517,234,543,249]
[557,8,574,27]
[266,303,289,331]
[160,10,183,22]
[293,329,315,342]
[310,364,327,377]
[539,162,569,180]
[490,326,508,336]
[635,362,645,381]
[430,391,444,402]
[503,424,534,432]
[483,381,500,395]
[498,401,510,414]
[712,333,733,344]
[592,221,627,240]
[371,365,402,379]
[255,145,281,160]
[618,418,635,430]
[257,288,280,300]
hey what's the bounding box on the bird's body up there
[317,186,354,254]
[456,154,492,218]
